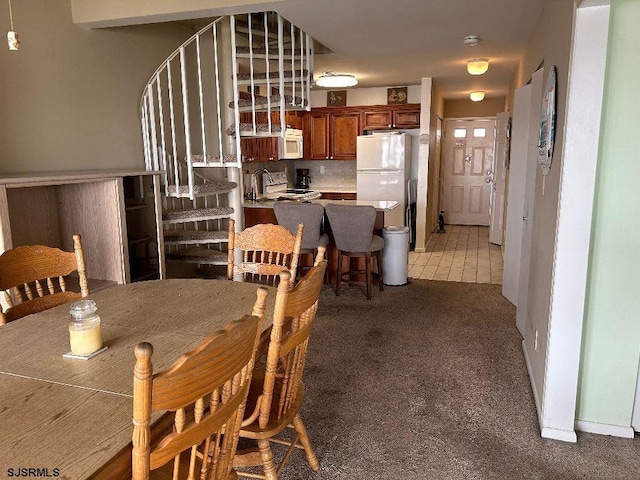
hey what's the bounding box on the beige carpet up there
[267,279,640,479]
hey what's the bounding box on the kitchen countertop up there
[315,187,357,193]
[243,198,398,211]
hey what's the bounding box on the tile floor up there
[408,225,503,285]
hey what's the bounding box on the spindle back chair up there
[228,219,303,286]
[0,234,89,325]
[234,253,327,480]
[132,294,266,480]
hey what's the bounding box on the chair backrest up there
[325,204,377,252]
[132,313,263,480]
[0,234,89,325]
[273,202,324,251]
[228,219,303,286]
[256,257,327,428]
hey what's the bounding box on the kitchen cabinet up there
[240,137,279,162]
[361,104,420,130]
[304,109,361,160]
[0,170,165,290]
[244,206,277,227]
[239,111,302,163]
[319,192,357,200]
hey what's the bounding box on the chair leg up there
[365,252,372,300]
[377,251,384,291]
[257,438,278,480]
[335,251,342,296]
[292,414,319,471]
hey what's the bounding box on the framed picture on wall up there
[387,87,408,105]
[327,90,347,107]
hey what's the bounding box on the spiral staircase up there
[140,13,314,276]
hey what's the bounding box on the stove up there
[262,172,322,201]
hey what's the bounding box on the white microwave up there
[278,129,303,159]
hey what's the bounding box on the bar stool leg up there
[377,250,384,291]
[335,250,342,296]
[365,252,372,300]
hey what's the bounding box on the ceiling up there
[272,0,546,99]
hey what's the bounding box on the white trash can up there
[381,226,410,285]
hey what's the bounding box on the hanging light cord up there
[8,0,15,30]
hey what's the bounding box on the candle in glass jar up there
[69,299,102,356]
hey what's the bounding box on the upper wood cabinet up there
[302,104,420,160]
[304,109,361,160]
[361,104,421,130]
[239,111,303,163]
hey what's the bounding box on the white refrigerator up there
[356,132,411,227]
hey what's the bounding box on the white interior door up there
[515,69,544,336]
[502,69,543,336]
[489,112,510,245]
[503,85,533,308]
[442,119,495,226]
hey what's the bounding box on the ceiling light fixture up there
[7,0,19,51]
[467,59,489,75]
[315,72,358,88]
[463,35,479,47]
[470,91,485,102]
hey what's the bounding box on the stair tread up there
[166,247,228,265]
[163,206,234,222]
[236,70,309,82]
[186,153,239,165]
[229,94,308,109]
[164,229,228,242]
[226,123,283,137]
[167,181,237,197]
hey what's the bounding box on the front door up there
[442,119,495,225]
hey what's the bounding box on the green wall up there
[577,0,640,426]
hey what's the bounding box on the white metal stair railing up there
[139,12,314,270]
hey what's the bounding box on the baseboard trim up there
[522,340,578,443]
[522,340,542,421]
[414,247,426,253]
[541,426,578,443]
[575,420,635,438]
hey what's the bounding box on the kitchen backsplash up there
[242,160,356,191]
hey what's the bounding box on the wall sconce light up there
[470,91,485,102]
[7,0,19,51]
[315,72,358,88]
[467,59,489,75]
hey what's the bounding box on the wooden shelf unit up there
[0,170,165,287]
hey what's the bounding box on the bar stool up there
[274,202,329,278]
[325,204,384,300]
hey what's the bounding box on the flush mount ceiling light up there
[467,59,489,75]
[470,91,485,102]
[315,72,358,88]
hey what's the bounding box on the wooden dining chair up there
[132,309,264,480]
[228,219,303,286]
[233,254,327,480]
[0,234,89,325]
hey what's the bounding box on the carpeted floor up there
[268,279,640,480]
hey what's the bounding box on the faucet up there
[250,168,274,200]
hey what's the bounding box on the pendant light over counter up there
[7,0,19,50]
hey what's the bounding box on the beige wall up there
[426,85,444,236]
[71,0,281,27]
[0,0,191,174]
[443,97,506,119]
[506,0,576,408]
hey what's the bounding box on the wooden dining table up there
[0,279,275,480]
